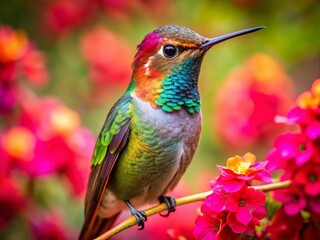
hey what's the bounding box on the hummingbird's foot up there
[159,196,176,217]
[125,200,147,230]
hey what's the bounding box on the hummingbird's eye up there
[161,45,178,58]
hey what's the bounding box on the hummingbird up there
[79,25,264,240]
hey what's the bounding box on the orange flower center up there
[50,106,80,136]
[1,126,35,160]
[297,79,320,109]
[0,29,28,63]
[226,152,256,174]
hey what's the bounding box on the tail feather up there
[79,214,120,240]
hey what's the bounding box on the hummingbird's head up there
[132,25,207,79]
[129,25,264,113]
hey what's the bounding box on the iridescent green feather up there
[91,94,132,167]
[156,58,201,114]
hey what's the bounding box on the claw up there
[159,196,176,217]
[125,200,147,230]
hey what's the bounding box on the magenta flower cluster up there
[0,25,95,239]
[194,153,272,240]
[265,79,320,238]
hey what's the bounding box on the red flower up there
[0,26,27,65]
[63,128,94,194]
[20,46,48,86]
[273,185,307,216]
[194,204,239,240]
[265,148,289,171]
[225,186,266,234]
[0,83,16,114]
[18,137,75,176]
[41,0,96,36]
[267,207,304,240]
[309,194,320,214]
[195,153,269,240]
[294,162,320,196]
[266,79,320,223]
[0,25,48,114]
[0,26,27,86]
[216,153,272,192]
[1,126,36,161]
[297,79,320,110]
[80,26,132,101]
[215,54,293,149]
[205,185,228,212]
[0,178,26,230]
[285,81,320,141]
[1,97,94,196]
[273,133,313,166]
[29,213,71,240]
[0,25,48,85]
[194,213,226,240]
[301,219,320,240]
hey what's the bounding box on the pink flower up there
[279,79,320,139]
[217,153,272,192]
[1,126,36,163]
[0,25,48,85]
[0,26,27,112]
[205,185,228,212]
[17,137,75,176]
[194,213,226,240]
[265,148,289,171]
[308,194,320,214]
[195,153,269,240]
[293,162,320,196]
[29,213,72,240]
[266,79,320,227]
[267,207,304,240]
[19,97,82,138]
[284,79,320,141]
[0,25,48,114]
[63,128,94,194]
[225,186,266,234]
[20,46,48,86]
[287,107,320,140]
[80,26,132,100]
[297,79,320,110]
[215,54,294,149]
[194,204,239,240]
[0,83,16,114]
[273,185,306,216]
[274,133,313,165]
[0,26,28,65]
[1,97,94,196]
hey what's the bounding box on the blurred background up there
[0,0,319,239]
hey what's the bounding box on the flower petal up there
[235,207,252,225]
[227,213,248,233]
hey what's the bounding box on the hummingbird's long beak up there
[200,26,265,50]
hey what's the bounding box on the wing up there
[80,94,132,239]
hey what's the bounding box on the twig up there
[94,180,291,240]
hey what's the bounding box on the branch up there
[94,180,291,240]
